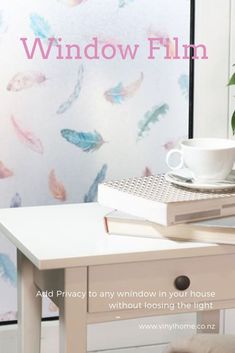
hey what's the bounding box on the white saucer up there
[165,169,235,191]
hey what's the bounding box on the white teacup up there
[166,138,235,182]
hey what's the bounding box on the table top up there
[0,202,234,270]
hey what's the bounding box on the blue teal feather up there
[57,65,84,114]
[104,83,124,104]
[10,193,22,208]
[104,73,143,104]
[30,13,55,40]
[84,164,107,202]
[137,103,169,140]
[178,74,189,99]
[61,129,105,152]
[0,254,17,287]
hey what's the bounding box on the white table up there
[1,202,235,353]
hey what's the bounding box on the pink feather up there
[11,116,44,154]
[124,72,144,97]
[0,161,13,178]
[97,37,120,46]
[163,137,184,151]
[163,140,177,151]
[49,169,67,201]
[7,71,46,92]
[57,0,87,6]
[143,167,152,177]
[147,27,176,57]
[104,72,144,104]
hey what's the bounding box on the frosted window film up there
[0,0,190,321]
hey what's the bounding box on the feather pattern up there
[57,0,87,6]
[119,0,135,8]
[0,254,17,287]
[84,164,107,202]
[30,13,56,41]
[97,36,119,46]
[61,129,105,152]
[143,167,152,177]
[0,11,8,34]
[178,74,189,99]
[137,103,169,140]
[104,72,143,104]
[7,71,46,92]
[49,170,67,201]
[163,140,177,151]
[147,27,176,57]
[10,193,22,208]
[163,136,185,151]
[57,65,84,114]
[163,139,179,151]
[0,162,13,178]
[0,161,13,178]
[11,116,44,154]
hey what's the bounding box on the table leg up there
[197,310,220,333]
[59,267,87,353]
[17,250,42,353]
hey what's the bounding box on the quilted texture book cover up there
[98,174,235,225]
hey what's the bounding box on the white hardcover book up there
[104,211,235,245]
[98,175,235,226]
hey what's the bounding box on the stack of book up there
[98,174,235,245]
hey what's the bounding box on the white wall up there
[194,0,235,339]
[229,0,235,137]
[194,0,232,138]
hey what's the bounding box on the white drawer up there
[88,254,235,313]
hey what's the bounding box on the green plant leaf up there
[232,110,235,135]
[228,73,235,86]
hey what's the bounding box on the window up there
[0,0,193,323]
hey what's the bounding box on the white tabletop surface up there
[0,202,234,270]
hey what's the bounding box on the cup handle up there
[166,149,184,170]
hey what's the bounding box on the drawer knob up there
[174,275,190,291]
